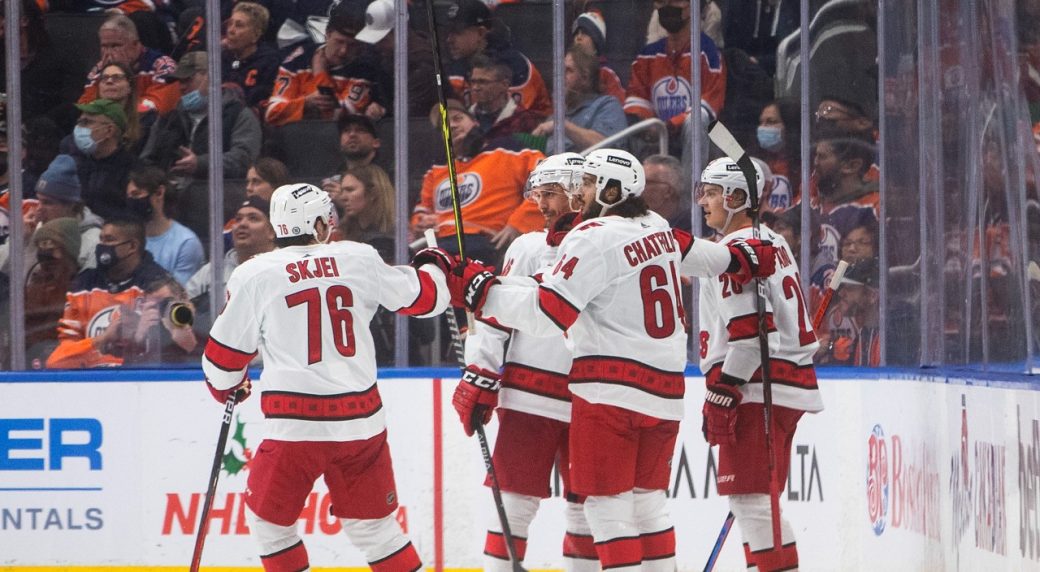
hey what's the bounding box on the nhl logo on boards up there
[605,155,632,167]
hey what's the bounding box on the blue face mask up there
[757,125,783,151]
[181,89,206,112]
[73,125,98,156]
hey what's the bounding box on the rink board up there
[1,370,1039,571]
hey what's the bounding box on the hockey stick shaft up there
[706,120,782,549]
[811,260,849,331]
[424,0,467,263]
[189,390,240,572]
[703,511,736,572]
[424,230,525,571]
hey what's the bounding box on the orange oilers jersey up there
[624,33,726,125]
[0,193,39,246]
[411,147,545,238]
[447,49,552,118]
[80,48,179,116]
[600,65,625,105]
[264,43,387,126]
[46,258,172,369]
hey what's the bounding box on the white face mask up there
[73,125,98,155]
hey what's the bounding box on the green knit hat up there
[33,217,81,262]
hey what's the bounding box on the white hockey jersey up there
[202,241,449,441]
[697,226,824,413]
[465,231,573,423]
[481,212,688,420]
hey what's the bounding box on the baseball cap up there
[842,259,878,288]
[239,195,270,219]
[445,0,491,32]
[35,154,83,204]
[169,51,208,80]
[338,113,378,137]
[356,0,394,44]
[74,99,128,132]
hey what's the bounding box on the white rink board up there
[2,374,1040,571]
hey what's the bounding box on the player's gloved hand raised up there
[446,260,497,312]
[727,239,777,284]
[206,375,252,404]
[411,247,457,275]
[702,374,743,446]
[452,366,501,436]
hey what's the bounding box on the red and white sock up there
[246,508,309,572]
[634,489,675,572]
[585,492,642,571]
[483,491,538,571]
[730,494,799,572]
[341,514,421,572]
[563,501,599,572]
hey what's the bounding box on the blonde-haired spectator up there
[221,2,281,110]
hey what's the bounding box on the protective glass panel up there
[804,0,882,367]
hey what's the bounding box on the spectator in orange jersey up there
[625,0,726,136]
[412,99,544,263]
[443,0,553,118]
[264,8,391,126]
[46,217,187,369]
[78,14,180,117]
[571,9,625,105]
[817,259,880,367]
[221,2,281,111]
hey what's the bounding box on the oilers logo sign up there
[651,76,692,122]
[434,172,483,212]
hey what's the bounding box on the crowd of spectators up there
[1,0,1035,369]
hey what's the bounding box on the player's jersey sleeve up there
[376,259,449,319]
[624,44,656,119]
[202,267,260,389]
[676,230,732,277]
[482,228,607,336]
[465,234,540,370]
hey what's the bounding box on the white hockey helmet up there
[269,183,335,239]
[525,152,586,200]
[582,148,645,209]
[697,157,765,214]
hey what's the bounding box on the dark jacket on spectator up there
[140,87,262,179]
[222,44,282,111]
[62,140,136,222]
[0,42,82,128]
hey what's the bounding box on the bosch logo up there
[866,423,889,536]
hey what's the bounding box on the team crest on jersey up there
[767,175,793,211]
[86,305,122,339]
[434,172,482,211]
[651,76,692,122]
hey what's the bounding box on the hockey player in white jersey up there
[201,184,449,572]
[695,158,825,572]
[437,149,776,571]
[450,152,599,570]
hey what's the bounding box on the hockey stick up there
[703,511,736,572]
[190,389,243,572]
[706,120,782,549]
[812,260,849,331]
[424,229,526,572]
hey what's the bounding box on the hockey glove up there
[453,366,501,436]
[205,376,251,404]
[727,239,777,285]
[411,247,457,275]
[702,374,743,446]
[447,260,497,312]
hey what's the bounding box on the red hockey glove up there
[727,239,777,285]
[411,247,457,275]
[702,374,743,446]
[452,366,501,436]
[446,260,497,312]
[206,376,251,404]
